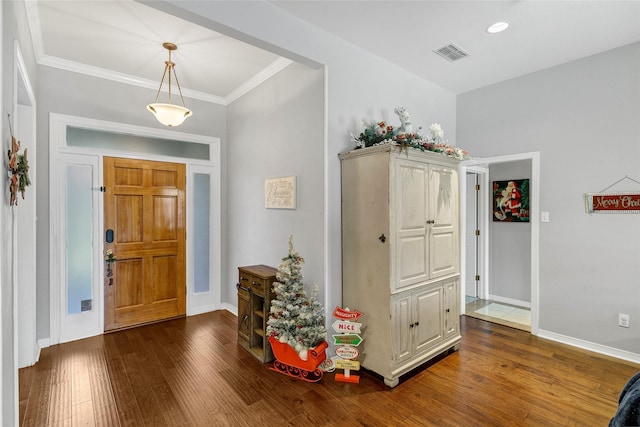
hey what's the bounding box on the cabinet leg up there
[384,377,399,388]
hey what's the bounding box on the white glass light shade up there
[146,103,193,127]
[486,21,510,34]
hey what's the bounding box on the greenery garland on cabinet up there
[350,106,469,160]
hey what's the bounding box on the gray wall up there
[489,160,531,303]
[226,62,324,303]
[36,66,228,340]
[458,42,640,353]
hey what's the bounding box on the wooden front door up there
[104,157,186,331]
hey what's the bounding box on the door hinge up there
[475,184,480,191]
[475,229,480,236]
[475,275,480,281]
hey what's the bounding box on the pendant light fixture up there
[146,42,192,127]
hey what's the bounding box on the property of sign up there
[335,346,359,360]
[332,306,363,322]
[586,192,640,214]
[333,334,362,346]
[332,320,362,334]
[335,359,360,371]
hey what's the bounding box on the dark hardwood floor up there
[20,311,639,426]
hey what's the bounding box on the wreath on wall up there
[7,114,30,206]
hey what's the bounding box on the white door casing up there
[15,41,38,369]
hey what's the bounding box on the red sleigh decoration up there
[268,336,328,382]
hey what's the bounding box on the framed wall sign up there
[585,192,640,214]
[265,176,296,209]
[493,179,530,222]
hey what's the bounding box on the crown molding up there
[225,57,293,104]
[39,55,227,105]
[24,0,45,62]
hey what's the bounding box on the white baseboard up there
[221,303,237,316]
[188,305,218,316]
[537,329,640,364]
[488,294,531,308]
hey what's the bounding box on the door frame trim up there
[460,165,489,308]
[49,113,221,345]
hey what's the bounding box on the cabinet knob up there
[378,234,386,243]
[426,219,435,224]
[409,323,414,328]
[415,321,419,326]
[446,308,450,313]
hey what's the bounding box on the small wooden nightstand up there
[236,265,277,363]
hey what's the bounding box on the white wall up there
[226,62,324,304]
[153,0,458,326]
[458,42,640,355]
[489,161,531,304]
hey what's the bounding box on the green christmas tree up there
[267,236,326,360]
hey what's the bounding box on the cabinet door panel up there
[443,279,459,339]
[237,288,250,342]
[429,165,459,279]
[392,294,413,364]
[395,162,428,290]
[414,287,444,356]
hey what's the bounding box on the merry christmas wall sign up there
[585,192,640,214]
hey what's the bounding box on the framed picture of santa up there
[493,179,530,222]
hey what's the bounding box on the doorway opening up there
[460,152,540,334]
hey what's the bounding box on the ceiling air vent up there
[434,43,469,62]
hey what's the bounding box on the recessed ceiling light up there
[486,21,510,34]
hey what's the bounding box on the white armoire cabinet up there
[339,145,461,387]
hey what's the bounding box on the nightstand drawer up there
[239,265,277,297]
[249,276,267,295]
[238,272,268,296]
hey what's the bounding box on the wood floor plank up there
[24,367,53,427]
[102,356,145,426]
[92,403,120,427]
[19,312,640,427]
[71,400,94,427]
[48,381,71,424]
